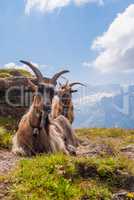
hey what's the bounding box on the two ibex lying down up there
[12,61,77,156]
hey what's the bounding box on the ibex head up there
[58,81,86,104]
[20,60,69,114]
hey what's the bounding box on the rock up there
[112,191,127,200]
[67,145,76,156]
[79,139,90,146]
[121,145,134,153]
[0,77,36,119]
[121,145,134,160]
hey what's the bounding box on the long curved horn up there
[69,82,86,87]
[51,70,70,85]
[20,60,44,82]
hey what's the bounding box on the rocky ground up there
[77,140,134,160]
[0,150,18,175]
[0,150,19,199]
[1,143,134,176]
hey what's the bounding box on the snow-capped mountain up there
[73,84,134,128]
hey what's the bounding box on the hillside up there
[0,117,134,200]
[0,68,32,78]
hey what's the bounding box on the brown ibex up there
[51,82,85,124]
[12,60,77,156]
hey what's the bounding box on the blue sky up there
[0,0,134,85]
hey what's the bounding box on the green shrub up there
[0,127,12,149]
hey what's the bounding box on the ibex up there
[51,82,85,124]
[12,61,77,156]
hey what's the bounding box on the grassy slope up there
[0,118,134,199]
[0,68,32,78]
[6,154,134,200]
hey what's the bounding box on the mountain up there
[73,84,134,128]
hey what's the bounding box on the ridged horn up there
[69,82,86,87]
[20,60,44,82]
[52,70,70,85]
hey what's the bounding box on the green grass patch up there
[76,128,134,138]
[0,117,16,131]
[0,123,133,199]
[0,68,32,78]
[6,154,134,200]
[0,127,12,149]
[0,117,16,149]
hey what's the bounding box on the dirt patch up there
[77,139,117,157]
[0,150,18,175]
[77,140,134,160]
[0,150,19,200]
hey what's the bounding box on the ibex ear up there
[27,79,37,92]
[71,90,78,93]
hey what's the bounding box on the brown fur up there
[12,90,77,156]
[51,84,74,124]
[12,61,78,156]
[12,95,45,156]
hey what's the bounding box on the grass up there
[76,128,134,138]
[76,128,134,152]
[0,127,12,149]
[0,117,16,130]
[0,118,134,199]
[0,68,32,78]
[5,155,110,200]
[0,117,16,149]
[5,154,134,200]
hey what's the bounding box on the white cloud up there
[25,0,103,14]
[4,62,34,73]
[4,63,17,69]
[74,0,104,6]
[4,62,41,74]
[83,61,92,68]
[90,4,134,73]
[4,62,49,75]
